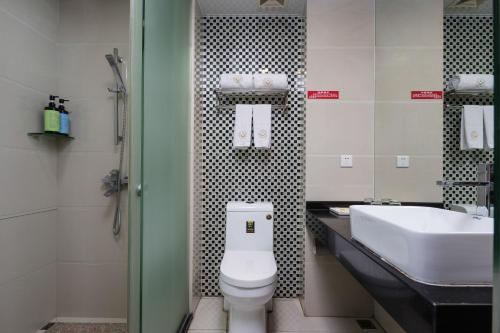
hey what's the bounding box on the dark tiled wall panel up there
[194,16,306,297]
[443,16,494,208]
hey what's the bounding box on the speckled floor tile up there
[47,323,127,333]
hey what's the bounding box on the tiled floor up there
[188,297,384,333]
[46,323,127,333]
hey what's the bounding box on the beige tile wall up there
[374,0,443,202]
[55,0,129,319]
[306,0,375,201]
[302,230,374,317]
[304,0,443,320]
[303,0,376,318]
[0,1,59,331]
[306,0,443,203]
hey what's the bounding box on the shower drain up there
[357,319,377,330]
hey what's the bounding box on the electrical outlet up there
[397,155,410,168]
[341,154,353,168]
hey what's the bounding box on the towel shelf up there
[214,88,288,112]
[445,89,493,96]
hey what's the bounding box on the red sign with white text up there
[307,90,340,99]
[411,91,443,100]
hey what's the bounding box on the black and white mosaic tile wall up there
[443,15,494,208]
[194,16,307,297]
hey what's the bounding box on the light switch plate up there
[341,154,353,168]
[397,155,410,168]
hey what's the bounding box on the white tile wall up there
[0,1,59,330]
[375,0,443,48]
[307,155,374,201]
[56,262,127,318]
[306,102,374,155]
[57,206,127,263]
[302,230,373,317]
[0,210,57,285]
[57,0,129,44]
[0,263,57,333]
[57,152,119,207]
[54,0,129,319]
[0,147,58,217]
[306,0,374,49]
[0,8,57,93]
[307,48,375,102]
[374,0,443,202]
[306,0,375,202]
[306,0,443,203]
[0,0,129,328]
[0,0,59,41]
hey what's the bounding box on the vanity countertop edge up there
[306,201,492,333]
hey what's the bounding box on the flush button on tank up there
[266,214,272,220]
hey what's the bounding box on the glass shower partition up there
[494,1,500,331]
[129,0,192,332]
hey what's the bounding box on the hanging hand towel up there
[233,104,253,149]
[252,104,272,149]
[450,74,493,91]
[253,74,288,89]
[460,105,484,150]
[220,74,253,89]
[483,106,494,149]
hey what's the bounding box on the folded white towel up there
[220,74,253,89]
[483,106,494,149]
[253,74,288,89]
[461,105,484,150]
[450,74,493,91]
[252,104,272,149]
[233,104,253,149]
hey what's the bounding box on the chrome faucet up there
[437,163,494,213]
[363,198,401,206]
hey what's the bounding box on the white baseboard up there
[52,317,127,324]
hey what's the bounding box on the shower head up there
[106,50,127,93]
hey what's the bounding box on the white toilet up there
[219,201,277,333]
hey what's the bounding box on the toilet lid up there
[220,250,277,288]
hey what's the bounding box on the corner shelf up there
[27,132,74,140]
[214,88,289,112]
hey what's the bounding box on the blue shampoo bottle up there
[58,98,70,135]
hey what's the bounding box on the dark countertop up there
[308,208,492,306]
[306,202,492,333]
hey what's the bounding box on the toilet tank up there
[225,201,274,252]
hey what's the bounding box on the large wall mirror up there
[374,0,493,210]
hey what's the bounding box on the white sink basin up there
[350,205,493,286]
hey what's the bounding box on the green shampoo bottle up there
[44,95,60,133]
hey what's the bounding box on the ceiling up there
[444,0,493,15]
[196,0,492,18]
[196,0,306,16]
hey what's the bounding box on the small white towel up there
[220,74,253,89]
[461,105,484,150]
[233,104,253,149]
[483,106,494,149]
[252,104,272,149]
[253,74,288,89]
[450,74,494,91]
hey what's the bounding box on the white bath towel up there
[253,74,288,90]
[220,74,253,89]
[460,105,484,150]
[450,74,494,91]
[483,106,494,149]
[252,104,272,149]
[233,104,253,149]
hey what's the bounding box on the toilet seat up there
[220,250,277,288]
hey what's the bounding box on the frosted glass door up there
[141,0,192,332]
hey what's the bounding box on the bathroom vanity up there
[307,203,492,333]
